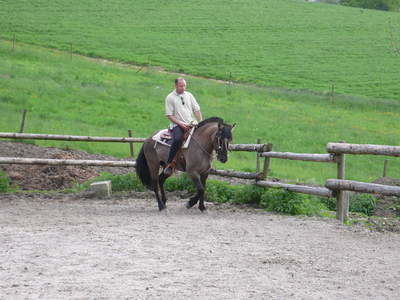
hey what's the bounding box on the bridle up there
[214,127,229,161]
[191,124,230,161]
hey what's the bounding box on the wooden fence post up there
[262,143,273,180]
[19,109,27,133]
[330,84,335,102]
[336,142,349,222]
[226,71,233,96]
[128,130,134,158]
[383,159,388,177]
[256,139,261,173]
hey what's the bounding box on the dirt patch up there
[0,141,132,190]
[0,192,399,299]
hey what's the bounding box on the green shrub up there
[205,180,237,203]
[319,192,377,216]
[0,169,10,192]
[100,172,144,192]
[261,188,327,216]
[260,188,288,209]
[320,196,337,211]
[82,172,145,192]
[349,193,376,216]
[232,185,265,205]
[165,173,195,192]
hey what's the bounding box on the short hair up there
[175,77,186,85]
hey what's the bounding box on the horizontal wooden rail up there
[256,180,333,198]
[327,143,400,157]
[0,132,146,143]
[209,168,262,180]
[326,179,400,196]
[0,157,136,167]
[260,151,336,163]
[229,144,266,152]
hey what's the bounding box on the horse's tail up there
[136,145,154,191]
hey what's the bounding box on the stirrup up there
[164,163,175,176]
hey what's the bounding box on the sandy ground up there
[1,192,400,299]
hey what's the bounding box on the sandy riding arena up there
[0,192,399,299]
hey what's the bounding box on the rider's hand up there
[179,123,190,131]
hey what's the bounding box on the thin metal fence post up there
[128,130,134,158]
[19,109,27,133]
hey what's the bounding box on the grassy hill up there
[1,0,399,100]
[1,41,399,184]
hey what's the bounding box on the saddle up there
[152,126,195,149]
[153,126,196,174]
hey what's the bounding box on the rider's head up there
[175,77,186,94]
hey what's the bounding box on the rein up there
[189,125,223,159]
[190,134,216,159]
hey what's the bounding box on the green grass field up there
[1,0,399,100]
[1,41,399,184]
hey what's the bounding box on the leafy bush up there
[319,196,337,211]
[349,193,376,216]
[205,180,238,203]
[319,192,377,216]
[83,172,145,192]
[0,169,10,192]
[164,173,195,192]
[232,185,265,205]
[261,189,327,216]
[102,172,144,192]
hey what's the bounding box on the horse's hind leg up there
[186,173,205,210]
[158,172,170,205]
[152,178,166,211]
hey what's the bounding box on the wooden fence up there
[1,132,399,223]
[0,132,146,143]
[0,157,136,167]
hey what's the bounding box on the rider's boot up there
[164,140,181,176]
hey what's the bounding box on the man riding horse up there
[164,77,203,176]
[135,77,234,211]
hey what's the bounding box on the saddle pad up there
[152,129,172,147]
[152,127,195,148]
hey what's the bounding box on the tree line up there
[339,0,400,11]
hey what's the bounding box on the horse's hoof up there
[199,205,207,212]
[158,204,166,211]
[186,201,195,209]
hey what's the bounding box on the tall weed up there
[0,169,10,192]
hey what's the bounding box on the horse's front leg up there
[198,173,209,212]
[186,173,205,211]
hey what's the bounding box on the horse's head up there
[214,123,235,163]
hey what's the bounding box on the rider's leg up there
[164,126,183,175]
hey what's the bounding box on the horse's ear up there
[231,123,236,131]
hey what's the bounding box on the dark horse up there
[136,117,234,211]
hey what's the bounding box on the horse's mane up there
[197,117,224,128]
